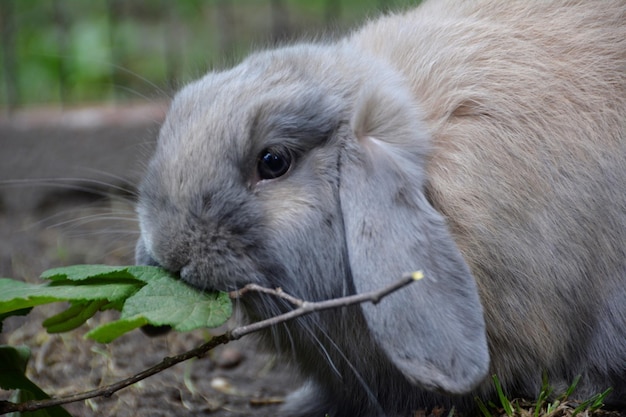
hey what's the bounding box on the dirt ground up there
[0,104,297,417]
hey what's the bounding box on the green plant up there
[0,265,231,342]
[0,264,232,416]
[475,374,613,417]
[476,375,517,417]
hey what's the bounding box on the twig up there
[229,271,423,340]
[0,271,423,415]
[0,334,230,414]
[230,283,304,306]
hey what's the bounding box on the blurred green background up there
[0,0,420,109]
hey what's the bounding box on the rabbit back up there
[351,0,626,401]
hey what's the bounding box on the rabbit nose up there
[135,237,188,276]
[180,263,197,283]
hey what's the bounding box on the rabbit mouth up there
[170,241,279,294]
[177,262,226,292]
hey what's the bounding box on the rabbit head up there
[135,43,489,409]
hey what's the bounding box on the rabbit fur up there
[135,0,626,415]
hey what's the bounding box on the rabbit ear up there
[339,86,490,394]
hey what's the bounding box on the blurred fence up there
[0,0,419,110]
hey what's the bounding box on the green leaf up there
[87,265,233,337]
[0,277,142,315]
[121,266,175,283]
[0,265,232,342]
[40,264,174,284]
[41,264,139,281]
[0,345,72,417]
[85,316,150,343]
[122,274,232,331]
[0,345,30,382]
[41,302,90,328]
[86,273,232,342]
[43,300,109,333]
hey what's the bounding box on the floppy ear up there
[339,86,489,394]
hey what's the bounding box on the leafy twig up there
[0,271,423,415]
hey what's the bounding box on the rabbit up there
[134,0,626,415]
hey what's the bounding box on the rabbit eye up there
[257,146,293,180]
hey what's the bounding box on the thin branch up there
[0,271,423,415]
[229,271,423,340]
[230,283,304,306]
[0,334,230,414]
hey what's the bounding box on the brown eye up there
[257,146,292,180]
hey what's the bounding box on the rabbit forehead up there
[152,56,349,204]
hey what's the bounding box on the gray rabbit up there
[135,0,626,415]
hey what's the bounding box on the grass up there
[475,375,617,417]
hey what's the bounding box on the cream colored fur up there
[350,0,626,397]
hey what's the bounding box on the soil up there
[0,104,296,417]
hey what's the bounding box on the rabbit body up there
[136,0,626,415]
